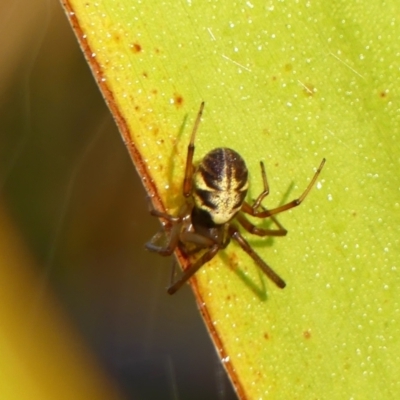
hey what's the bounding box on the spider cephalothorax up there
[146,102,325,294]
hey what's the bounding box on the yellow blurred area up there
[0,203,123,400]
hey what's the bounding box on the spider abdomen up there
[193,148,249,225]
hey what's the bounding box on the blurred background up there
[0,1,236,398]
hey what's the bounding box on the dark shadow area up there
[0,2,237,399]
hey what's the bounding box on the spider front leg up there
[145,199,189,256]
[146,196,219,293]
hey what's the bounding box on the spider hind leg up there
[228,225,286,289]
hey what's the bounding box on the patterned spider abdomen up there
[193,148,249,225]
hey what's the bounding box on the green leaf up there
[62,0,400,398]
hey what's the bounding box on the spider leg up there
[180,231,215,247]
[145,222,181,256]
[183,101,205,197]
[236,213,287,237]
[166,230,216,292]
[242,158,325,218]
[237,162,287,236]
[148,208,181,223]
[228,225,286,288]
[145,200,191,256]
[167,244,219,294]
[146,196,181,223]
[251,161,270,210]
[169,259,178,287]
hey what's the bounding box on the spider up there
[146,102,325,294]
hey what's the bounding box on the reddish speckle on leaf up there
[131,42,142,53]
[380,90,388,98]
[173,93,184,107]
[303,330,311,339]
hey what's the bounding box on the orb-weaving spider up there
[146,102,325,294]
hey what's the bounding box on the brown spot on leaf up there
[264,332,269,340]
[131,42,142,53]
[379,90,388,99]
[173,93,184,108]
[228,252,239,271]
[303,330,311,339]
